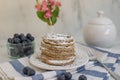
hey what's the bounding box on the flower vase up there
[47,25,55,34]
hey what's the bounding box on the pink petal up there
[55,1,61,6]
[41,5,48,12]
[35,4,41,11]
[44,11,52,19]
[42,0,48,7]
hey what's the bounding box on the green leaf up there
[36,11,48,22]
[51,16,57,25]
[52,6,59,17]
[47,19,51,25]
[36,0,38,2]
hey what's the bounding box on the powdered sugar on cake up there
[46,34,73,40]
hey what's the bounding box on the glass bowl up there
[7,41,35,59]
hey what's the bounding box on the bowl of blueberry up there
[7,33,35,58]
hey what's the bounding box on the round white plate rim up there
[29,43,89,70]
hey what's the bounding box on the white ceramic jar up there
[83,11,117,48]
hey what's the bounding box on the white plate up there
[29,43,89,70]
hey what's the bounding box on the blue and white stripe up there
[0,47,120,80]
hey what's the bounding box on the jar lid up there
[88,11,113,25]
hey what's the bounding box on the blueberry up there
[11,39,14,44]
[22,41,28,46]
[57,74,66,80]
[21,36,27,42]
[78,75,87,80]
[29,36,34,41]
[26,39,31,43]
[19,33,24,39]
[19,53,24,57]
[16,43,22,47]
[14,33,19,38]
[64,72,72,80]
[24,46,34,56]
[8,38,13,43]
[10,49,18,57]
[26,33,32,39]
[23,66,35,76]
[23,47,30,54]
[24,50,32,56]
[13,38,21,44]
[20,33,24,37]
[18,48,25,57]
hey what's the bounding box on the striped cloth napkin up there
[0,46,120,80]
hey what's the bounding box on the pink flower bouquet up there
[35,0,61,26]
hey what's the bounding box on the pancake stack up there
[40,34,76,66]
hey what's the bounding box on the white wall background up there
[0,0,120,46]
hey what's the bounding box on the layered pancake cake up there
[40,34,76,66]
